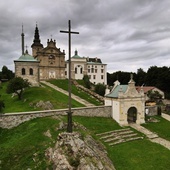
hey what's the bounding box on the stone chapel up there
[105,75,145,125]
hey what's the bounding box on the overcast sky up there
[0,0,170,73]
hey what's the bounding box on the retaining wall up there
[0,106,111,129]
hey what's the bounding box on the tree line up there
[0,66,14,81]
[0,65,170,99]
[107,66,170,99]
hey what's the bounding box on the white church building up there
[65,50,107,85]
[105,75,145,125]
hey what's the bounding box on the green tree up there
[94,83,106,96]
[136,68,146,86]
[147,90,162,102]
[83,75,91,89]
[0,65,14,80]
[6,77,30,100]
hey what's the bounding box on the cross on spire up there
[60,20,79,133]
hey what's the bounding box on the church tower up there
[31,24,43,57]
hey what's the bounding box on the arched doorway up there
[127,107,137,123]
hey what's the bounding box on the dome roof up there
[72,50,81,58]
[15,50,39,62]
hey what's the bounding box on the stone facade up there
[105,75,145,125]
[0,106,111,129]
[14,50,40,86]
[31,25,65,80]
[14,25,66,84]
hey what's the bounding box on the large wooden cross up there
[60,20,79,133]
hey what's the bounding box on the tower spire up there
[31,23,43,48]
[21,24,25,55]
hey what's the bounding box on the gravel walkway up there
[162,113,170,121]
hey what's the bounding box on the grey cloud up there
[0,0,170,73]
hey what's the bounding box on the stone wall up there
[145,106,158,116]
[0,106,111,129]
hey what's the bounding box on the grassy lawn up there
[73,116,170,170]
[0,116,170,169]
[48,79,102,106]
[0,117,61,170]
[0,82,84,113]
[142,116,170,141]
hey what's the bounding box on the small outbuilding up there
[105,75,145,125]
[14,50,40,86]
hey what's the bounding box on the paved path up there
[130,124,170,150]
[41,81,94,107]
[162,113,170,121]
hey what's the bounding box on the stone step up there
[96,128,130,136]
[109,136,143,146]
[104,133,138,143]
[100,130,134,140]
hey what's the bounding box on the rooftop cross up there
[60,20,79,133]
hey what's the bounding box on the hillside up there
[0,80,102,113]
[0,82,83,113]
[1,116,170,169]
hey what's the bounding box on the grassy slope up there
[48,79,102,106]
[0,82,84,113]
[0,117,61,170]
[0,116,170,169]
[73,116,170,170]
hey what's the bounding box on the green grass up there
[0,116,170,170]
[0,117,61,170]
[106,140,170,170]
[73,116,170,170]
[48,79,102,106]
[73,116,122,134]
[0,82,84,113]
[142,116,170,141]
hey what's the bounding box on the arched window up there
[75,67,77,74]
[80,67,83,74]
[22,68,25,75]
[30,68,33,75]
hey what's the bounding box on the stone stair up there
[96,128,143,146]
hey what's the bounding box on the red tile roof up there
[136,86,155,93]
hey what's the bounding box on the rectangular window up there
[95,69,97,73]
[88,69,90,73]
[101,75,104,79]
[91,68,94,73]
[101,69,104,73]
[93,75,96,79]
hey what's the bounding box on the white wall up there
[112,100,120,123]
